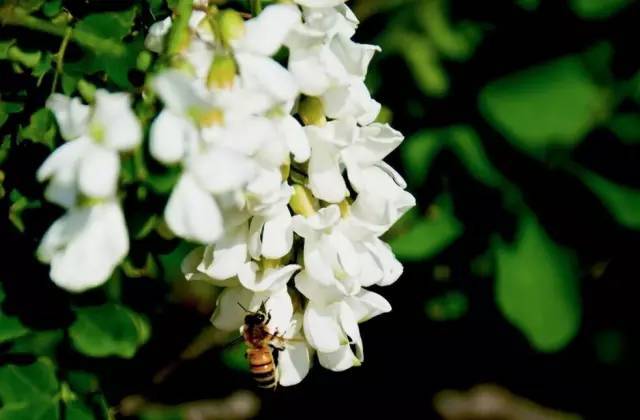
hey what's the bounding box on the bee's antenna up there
[237,302,249,313]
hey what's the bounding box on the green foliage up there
[0,358,60,419]
[20,108,56,149]
[495,214,581,352]
[0,285,29,343]
[425,291,468,321]
[577,168,640,230]
[479,56,607,157]
[570,0,631,19]
[69,303,150,358]
[389,195,463,261]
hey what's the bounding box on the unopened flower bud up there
[217,9,245,45]
[298,96,326,126]
[207,53,237,89]
[289,184,317,216]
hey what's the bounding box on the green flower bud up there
[217,10,245,45]
[289,184,317,216]
[298,96,326,126]
[207,53,237,89]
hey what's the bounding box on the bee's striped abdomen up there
[247,348,277,390]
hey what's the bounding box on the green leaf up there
[446,126,505,188]
[64,400,93,420]
[10,330,64,356]
[515,0,540,10]
[75,9,136,41]
[42,0,62,17]
[479,56,606,156]
[495,213,581,352]
[0,101,24,129]
[577,168,640,230]
[221,342,249,372]
[571,0,631,19]
[69,304,150,358]
[388,195,463,261]
[0,358,59,404]
[608,113,640,144]
[0,285,29,343]
[425,291,468,321]
[0,402,59,420]
[20,108,57,150]
[18,0,46,13]
[379,29,448,97]
[401,129,444,187]
[0,314,28,343]
[8,189,42,232]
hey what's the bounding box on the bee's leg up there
[266,310,272,325]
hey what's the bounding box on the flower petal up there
[235,4,300,56]
[198,223,248,280]
[278,313,313,386]
[189,147,255,194]
[279,115,310,163]
[165,173,224,243]
[93,90,142,150]
[261,208,293,259]
[308,139,348,203]
[49,202,129,292]
[45,94,90,140]
[345,289,392,323]
[78,145,119,199]
[317,345,359,372]
[303,302,343,353]
[211,286,253,331]
[238,263,300,292]
[149,110,193,164]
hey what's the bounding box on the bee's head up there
[244,312,266,326]
[239,300,269,326]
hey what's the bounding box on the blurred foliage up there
[0,0,639,418]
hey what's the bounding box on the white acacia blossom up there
[36,0,413,386]
[147,0,414,386]
[37,91,141,292]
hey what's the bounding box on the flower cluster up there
[36,0,414,386]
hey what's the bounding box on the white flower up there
[39,92,141,207]
[37,201,129,292]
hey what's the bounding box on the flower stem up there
[51,27,72,94]
[166,0,193,56]
[250,0,262,16]
[0,7,126,56]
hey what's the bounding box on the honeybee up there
[239,301,286,390]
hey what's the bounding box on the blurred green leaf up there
[75,9,136,41]
[0,359,59,413]
[69,304,150,358]
[221,342,249,372]
[64,400,94,420]
[42,0,62,18]
[379,29,448,97]
[608,113,640,144]
[577,168,640,230]
[0,101,24,129]
[425,291,468,321]
[20,108,56,150]
[389,195,463,261]
[0,285,29,343]
[417,0,482,61]
[8,189,41,232]
[479,56,607,156]
[66,371,100,396]
[402,125,505,189]
[18,0,46,13]
[571,0,631,19]
[10,330,64,356]
[594,329,624,365]
[401,129,444,187]
[495,213,581,352]
[515,0,540,10]
[158,241,193,282]
[447,126,505,188]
